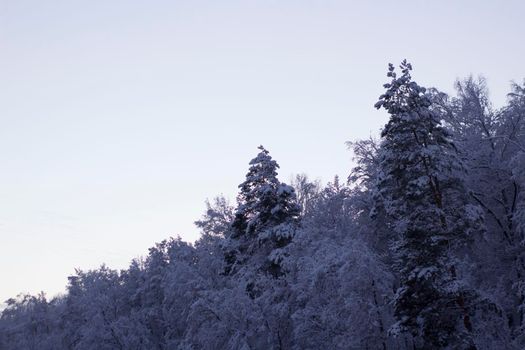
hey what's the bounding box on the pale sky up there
[1,0,524,303]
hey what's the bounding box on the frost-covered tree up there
[288,177,397,350]
[0,293,62,350]
[347,137,395,257]
[191,146,303,348]
[225,145,301,278]
[61,265,127,350]
[432,78,525,348]
[305,176,352,235]
[194,195,234,237]
[374,61,483,349]
[290,173,321,216]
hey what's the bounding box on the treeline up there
[1,62,524,349]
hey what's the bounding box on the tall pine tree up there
[375,61,482,349]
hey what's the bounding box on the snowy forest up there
[1,62,524,349]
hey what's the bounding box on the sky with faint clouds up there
[1,0,523,302]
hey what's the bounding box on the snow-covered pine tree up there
[374,61,482,349]
[225,145,301,279]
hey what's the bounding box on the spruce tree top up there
[231,146,300,239]
[374,60,464,223]
[375,60,452,147]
